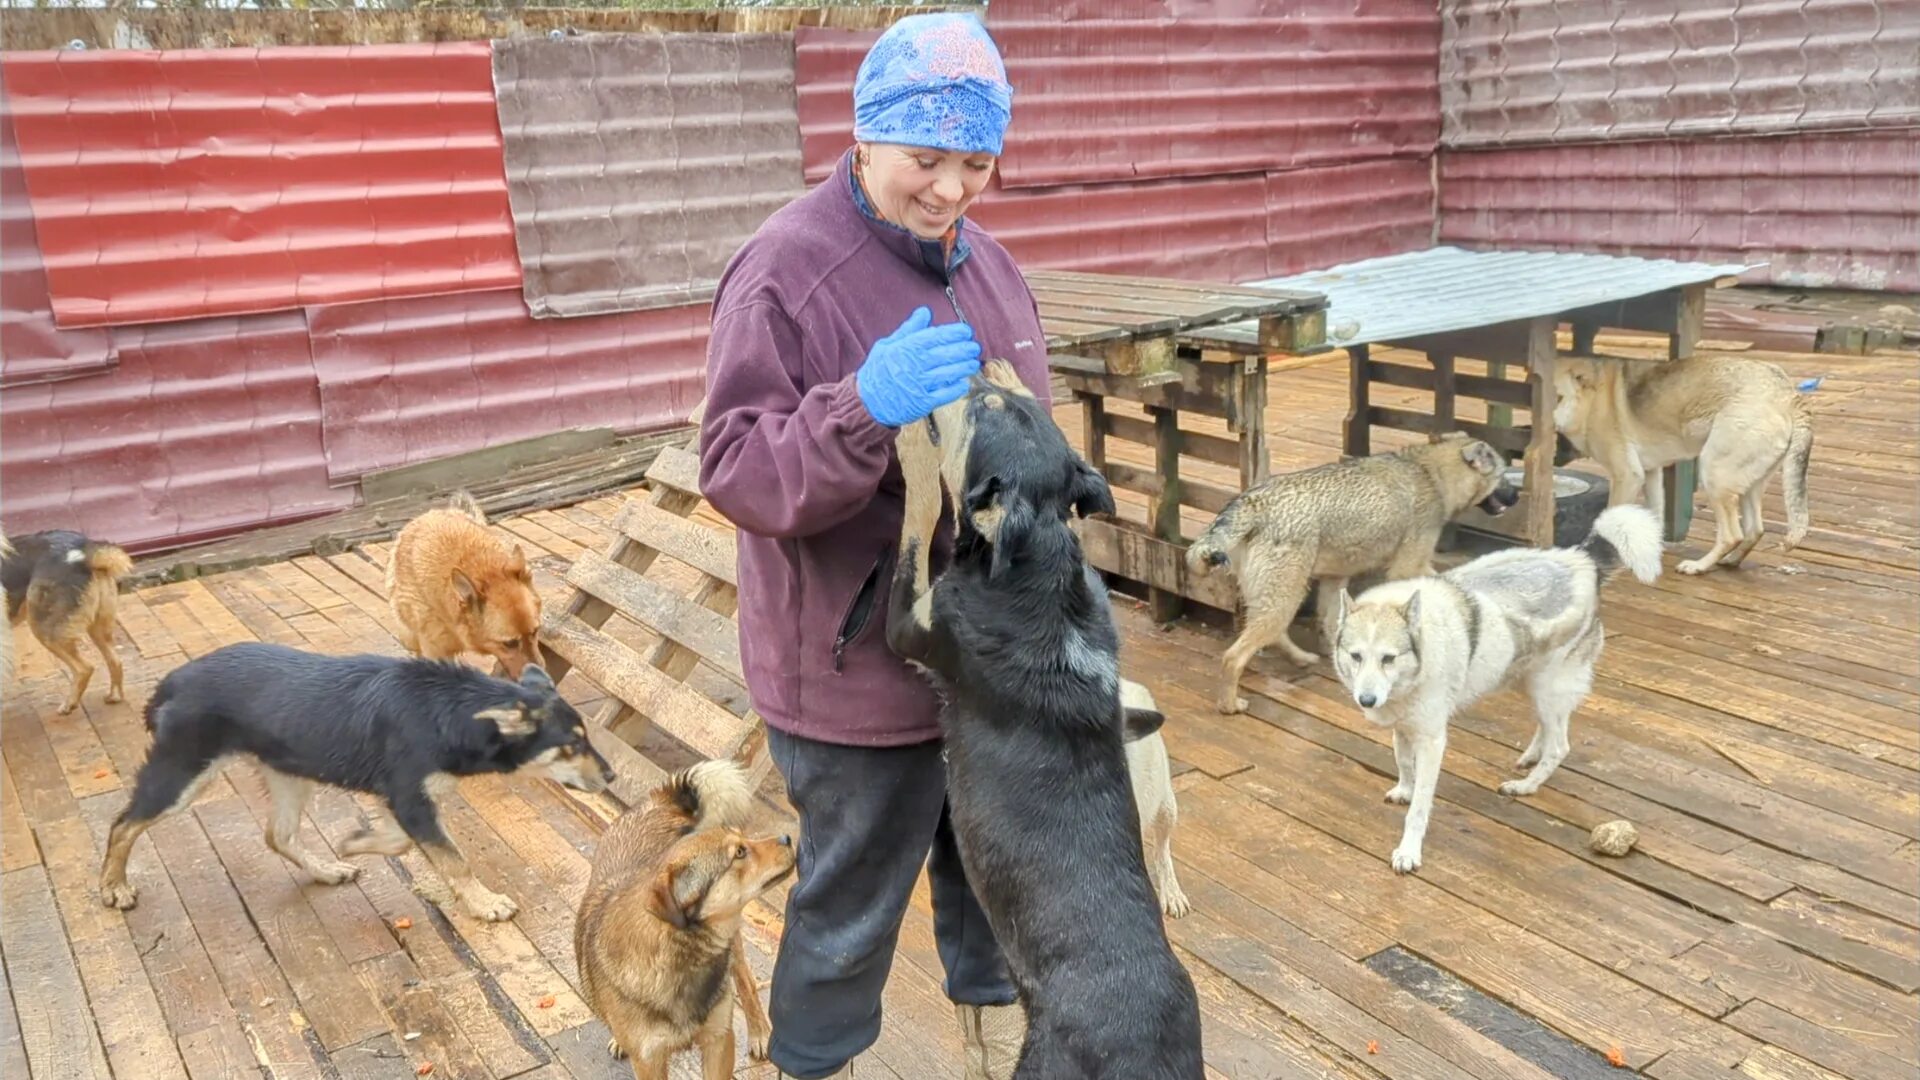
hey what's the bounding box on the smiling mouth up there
[915,198,954,219]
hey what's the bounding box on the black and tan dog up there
[575,759,793,1078]
[885,362,1205,1078]
[3,528,133,714]
[98,642,611,922]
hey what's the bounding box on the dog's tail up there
[1780,399,1814,550]
[1581,505,1662,585]
[445,491,487,525]
[86,543,134,583]
[655,759,755,832]
[1185,497,1252,577]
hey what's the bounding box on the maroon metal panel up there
[491,33,807,318]
[0,83,114,389]
[794,26,874,184]
[1438,132,1920,292]
[306,290,709,484]
[968,172,1271,283]
[0,44,521,329]
[984,0,1441,190]
[0,311,354,554]
[1265,157,1434,277]
[1440,0,1920,147]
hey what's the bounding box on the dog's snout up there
[778,833,794,847]
[1358,692,1378,708]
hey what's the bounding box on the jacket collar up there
[836,148,973,279]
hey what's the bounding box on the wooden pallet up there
[534,405,770,794]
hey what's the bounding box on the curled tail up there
[1780,401,1813,550]
[445,491,487,525]
[654,759,755,831]
[86,543,134,582]
[1581,505,1662,585]
[1185,498,1252,577]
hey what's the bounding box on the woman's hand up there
[855,306,983,428]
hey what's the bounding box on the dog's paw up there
[1285,650,1322,668]
[100,881,138,910]
[746,1028,771,1061]
[606,1037,627,1061]
[1498,779,1541,797]
[1675,557,1715,576]
[463,889,519,922]
[104,689,125,705]
[1161,888,1193,919]
[1216,696,1249,715]
[56,700,79,716]
[1383,784,1412,805]
[1389,845,1422,874]
[312,861,361,886]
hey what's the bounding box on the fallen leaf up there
[1606,1046,1627,1068]
[1366,1040,1379,1055]
[537,995,557,1009]
[416,1065,434,1077]
[393,917,413,931]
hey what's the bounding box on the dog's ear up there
[1336,588,1355,629]
[1122,704,1166,742]
[1069,460,1115,520]
[475,703,536,738]
[989,498,1036,582]
[508,544,532,583]
[1460,440,1504,476]
[962,472,1002,520]
[518,664,554,694]
[1402,589,1422,625]
[645,859,714,931]
[451,569,481,609]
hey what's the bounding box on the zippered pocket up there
[832,551,890,672]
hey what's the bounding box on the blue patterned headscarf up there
[853,13,1014,156]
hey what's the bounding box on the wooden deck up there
[3,342,1916,1080]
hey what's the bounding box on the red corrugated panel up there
[0,83,114,388]
[1265,157,1434,276]
[0,44,521,329]
[1439,132,1920,292]
[794,26,874,184]
[0,311,354,553]
[306,290,709,484]
[969,172,1270,283]
[985,0,1441,189]
[1440,0,1920,148]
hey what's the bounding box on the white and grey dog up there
[1330,505,1662,873]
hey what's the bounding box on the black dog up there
[99,642,612,922]
[886,369,1205,1078]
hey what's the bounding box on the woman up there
[697,12,1049,1080]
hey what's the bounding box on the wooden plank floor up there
[3,342,1915,1079]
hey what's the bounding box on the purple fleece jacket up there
[697,150,1052,746]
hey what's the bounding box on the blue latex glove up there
[855,307,983,428]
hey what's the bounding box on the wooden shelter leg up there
[1430,353,1456,436]
[1523,318,1560,548]
[1343,345,1371,459]
[1660,287,1703,542]
[1147,405,1184,623]
[1237,357,1271,486]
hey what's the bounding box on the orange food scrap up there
[537,995,556,1009]
[415,1065,434,1077]
[393,917,413,931]
[1366,1040,1380,1055]
[93,769,111,779]
[1605,1046,1627,1068]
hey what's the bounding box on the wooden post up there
[1147,404,1183,623]
[1238,356,1270,487]
[1661,285,1705,541]
[1523,317,1559,548]
[1430,352,1456,436]
[1344,345,1371,459]
[1571,321,1599,356]
[1079,391,1108,475]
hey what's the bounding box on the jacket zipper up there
[831,552,888,673]
[945,283,969,325]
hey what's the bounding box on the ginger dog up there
[386,493,544,676]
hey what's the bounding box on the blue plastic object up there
[856,307,982,428]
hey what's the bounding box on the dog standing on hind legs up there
[1332,505,1662,874]
[3,529,133,714]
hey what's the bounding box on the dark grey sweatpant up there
[764,725,1016,1079]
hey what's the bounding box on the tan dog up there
[1185,434,1518,714]
[1554,355,1813,574]
[386,493,543,676]
[3,529,132,714]
[575,759,793,1079]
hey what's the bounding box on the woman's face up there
[858,143,996,240]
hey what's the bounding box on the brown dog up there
[386,493,543,676]
[3,529,132,714]
[575,759,794,1079]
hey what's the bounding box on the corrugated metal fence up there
[1437,0,1920,290]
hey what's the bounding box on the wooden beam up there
[1368,407,1534,456]
[564,550,743,682]
[1524,324,1560,548]
[1238,357,1270,487]
[1364,360,1533,406]
[614,501,738,586]
[1104,463,1237,516]
[1147,405,1184,622]
[540,613,752,762]
[1344,345,1371,459]
[1074,518,1237,613]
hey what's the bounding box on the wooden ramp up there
[2,341,1915,1080]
